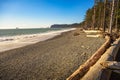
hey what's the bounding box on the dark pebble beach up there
[0,29,105,80]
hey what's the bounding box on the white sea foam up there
[0,28,76,52]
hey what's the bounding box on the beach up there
[0,29,105,80]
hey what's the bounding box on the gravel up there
[0,29,105,80]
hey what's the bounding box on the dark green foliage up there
[84,8,93,28]
[84,1,105,29]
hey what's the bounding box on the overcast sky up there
[0,0,94,29]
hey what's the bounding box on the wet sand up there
[0,29,105,80]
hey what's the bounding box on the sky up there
[0,0,94,29]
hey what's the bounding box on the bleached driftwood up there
[81,37,120,80]
[101,61,120,70]
[83,30,102,38]
[83,30,101,34]
[101,61,120,74]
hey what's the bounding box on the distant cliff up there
[50,23,81,28]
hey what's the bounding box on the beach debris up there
[86,46,90,49]
[83,30,101,34]
[83,30,102,37]
[73,32,80,36]
[0,38,14,42]
[81,45,85,48]
[80,52,87,57]
[86,34,101,37]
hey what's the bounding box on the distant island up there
[50,23,82,28]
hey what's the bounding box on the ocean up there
[0,28,75,52]
[0,28,64,37]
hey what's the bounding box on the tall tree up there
[98,0,104,30]
[115,0,119,32]
[103,0,107,32]
[109,0,115,34]
[83,0,120,32]
[92,0,97,29]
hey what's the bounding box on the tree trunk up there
[115,0,119,32]
[92,0,96,30]
[109,0,115,34]
[103,0,107,32]
[98,1,102,30]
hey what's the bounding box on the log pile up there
[81,37,120,80]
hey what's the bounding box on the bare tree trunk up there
[115,0,119,32]
[98,2,102,30]
[92,0,96,30]
[109,0,115,34]
[103,0,107,32]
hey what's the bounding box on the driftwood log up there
[67,36,111,80]
[81,37,120,80]
[101,61,120,74]
[101,61,120,70]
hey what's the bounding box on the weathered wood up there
[101,61,120,74]
[66,36,111,80]
[101,61,120,70]
[81,37,120,80]
[113,70,120,74]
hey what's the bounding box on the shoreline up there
[0,28,76,52]
[0,29,105,80]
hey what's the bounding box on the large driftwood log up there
[101,61,120,74]
[81,37,120,80]
[101,61,120,70]
[67,36,111,80]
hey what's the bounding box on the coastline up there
[0,28,76,52]
[0,29,105,80]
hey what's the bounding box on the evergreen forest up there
[81,0,120,34]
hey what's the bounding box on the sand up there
[0,29,105,80]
